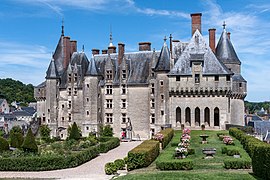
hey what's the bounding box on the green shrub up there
[105,162,117,175]
[39,124,51,142]
[156,158,193,170]
[99,137,120,153]
[222,147,227,154]
[227,149,240,156]
[224,158,251,169]
[68,122,81,140]
[158,128,174,149]
[21,129,38,153]
[64,139,79,151]
[100,125,113,137]
[10,126,23,135]
[0,145,99,171]
[127,140,159,171]
[123,156,128,164]
[114,159,125,170]
[187,148,195,155]
[0,137,9,152]
[10,132,24,148]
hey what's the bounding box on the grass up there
[117,130,261,180]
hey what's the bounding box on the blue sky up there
[0,0,269,102]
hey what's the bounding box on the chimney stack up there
[108,46,116,54]
[191,13,202,35]
[139,42,151,51]
[102,49,108,54]
[208,28,216,53]
[91,49,100,56]
[62,36,71,70]
[227,32,231,40]
[70,40,77,54]
[118,43,125,65]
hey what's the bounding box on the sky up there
[0,0,269,102]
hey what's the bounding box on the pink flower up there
[182,128,191,135]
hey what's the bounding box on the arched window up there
[214,107,220,126]
[195,107,200,126]
[204,107,210,126]
[185,107,191,125]
[176,107,181,124]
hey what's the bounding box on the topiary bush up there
[21,128,38,153]
[127,140,159,171]
[105,162,117,175]
[156,158,194,170]
[10,132,24,148]
[114,159,125,170]
[158,128,174,149]
[68,122,81,140]
[224,158,251,169]
[99,137,120,153]
[0,137,9,152]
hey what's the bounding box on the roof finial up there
[82,45,85,52]
[61,18,64,36]
[109,24,114,47]
[222,21,226,30]
[164,36,167,42]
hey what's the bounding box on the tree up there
[0,129,4,137]
[10,132,24,148]
[100,125,113,137]
[39,124,51,142]
[10,125,23,135]
[21,128,38,153]
[68,122,81,140]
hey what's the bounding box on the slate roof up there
[21,107,36,116]
[170,30,231,76]
[86,58,99,76]
[216,29,241,65]
[232,74,247,82]
[53,36,65,75]
[154,41,170,71]
[46,58,58,79]
[0,99,4,105]
[35,81,46,88]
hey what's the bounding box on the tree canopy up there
[0,78,35,104]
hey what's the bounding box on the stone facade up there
[34,13,247,140]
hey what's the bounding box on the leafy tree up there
[68,122,81,140]
[100,125,113,137]
[0,137,9,152]
[10,132,24,148]
[21,128,38,153]
[39,124,51,142]
[10,126,23,135]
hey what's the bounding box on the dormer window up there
[68,74,72,82]
[122,70,126,79]
[122,84,126,94]
[226,75,230,81]
[195,74,200,83]
[106,70,113,79]
[74,73,78,81]
[215,75,219,82]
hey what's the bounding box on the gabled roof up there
[46,59,58,79]
[232,74,247,82]
[154,40,170,72]
[86,58,99,76]
[216,29,241,65]
[170,30,231,75]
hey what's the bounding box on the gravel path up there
[0,141,142,180]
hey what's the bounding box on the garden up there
[0,123,119,171]
[114,128,263,180]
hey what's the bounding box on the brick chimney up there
[208,28,216,53]
[70,40,77,54]
[191,13,202,35]
[227,32,231,40]
[63,36,71,70]
[139,42,151,51]
[108,46,116,54]
[102,49,108,54]
[91,49,100,56]
[118,43,125,65]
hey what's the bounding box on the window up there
[151,114,155,124]
[151,99,155,109]
[122,70,126,79]
[122,84,126,94]
[106,113,113,123]
[226,75,230,81]
[215,75,219,81]
[176,76,180,81]
[86,111,89,115]
[74,73,78,81]
[68,114,71,122]
[160,80,164,86]
[122,113,127,123]
[48,109,50,113]
[106,70,113,79]
[122,99,126,109]
[61,117,64,121]
[195,74,200,83]
[86,98,89,102]
[106,99,113,109]
[68,88,71,96]
[62,104,64,109]
[161,94,164,100]
[151,83,155,94]
[239,83,242,88]
[42,117,46,122]
[106,85,113,95]
[68,74,71,82]
[68,101,71,109]
[87,84,90,88]
[161,110,164,115]
[86,126,89,130]
[151,128,155,137]
[74,88,77,95]
[152,73,154,77]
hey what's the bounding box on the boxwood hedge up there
[159,128,174,149]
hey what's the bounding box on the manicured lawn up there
[117,130,260,179]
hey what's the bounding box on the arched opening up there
[185,107,191,125]
[176,107,181,124]
[204,107,210,126]
[195,107,200,126]
[214,107,220,126]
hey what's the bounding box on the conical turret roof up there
[46,58,58,79]
[154,38,170,71]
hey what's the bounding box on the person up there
[121,131,126,139]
